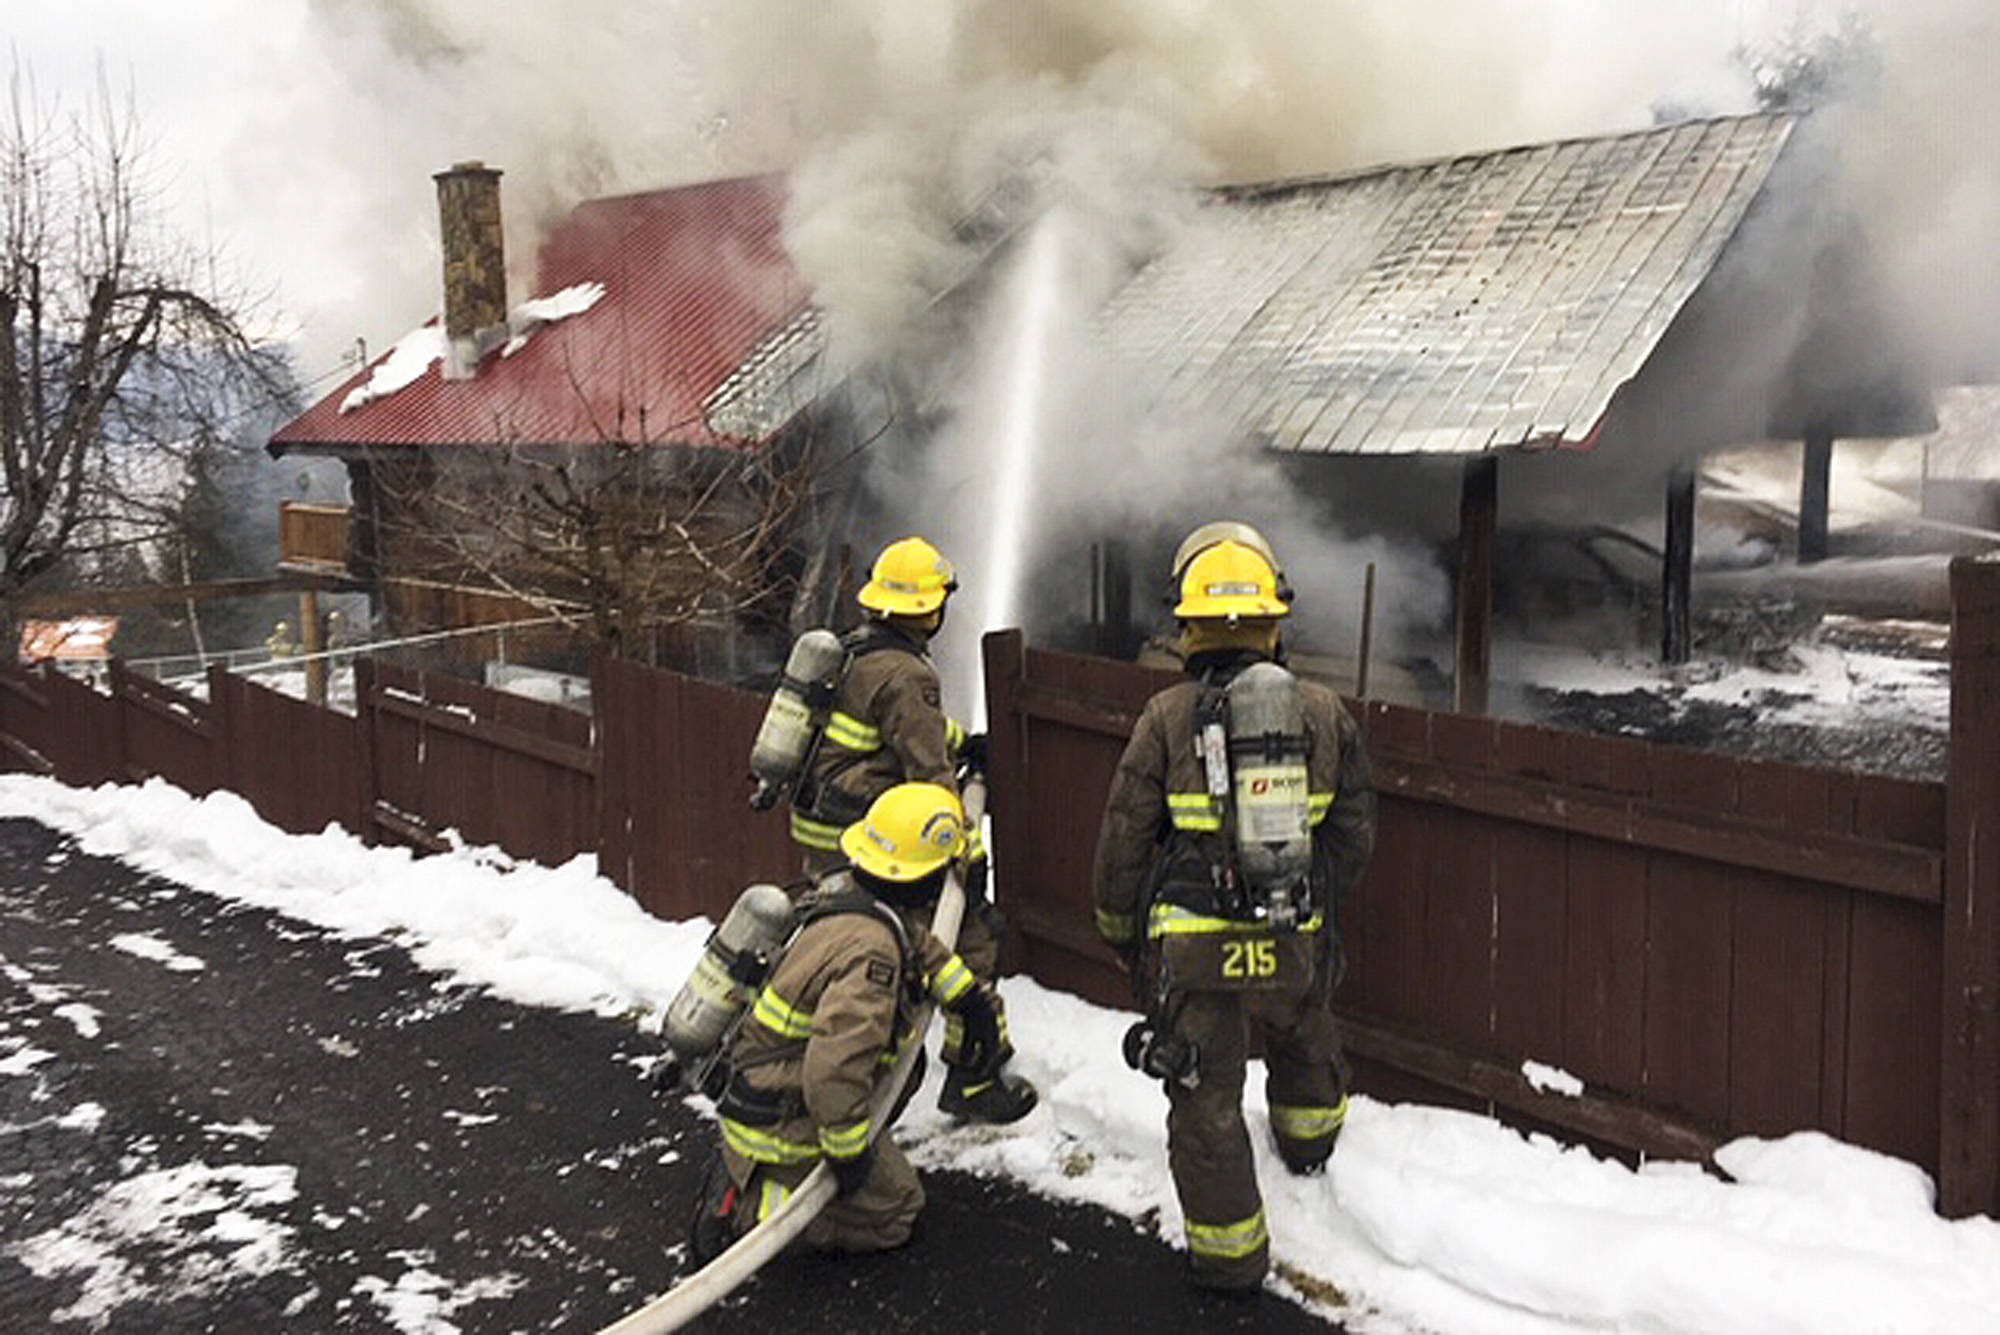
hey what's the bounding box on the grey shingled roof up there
[703,113,1797,456]
[1103,113,1796,455]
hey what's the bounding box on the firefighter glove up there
[957,731,989,777]
[961,853,990,905]
[950,985,1005,1080]
[828,1145,875,1197]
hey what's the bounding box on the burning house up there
[712,110,1947,721]
[268,107,1975,732]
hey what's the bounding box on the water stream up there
[938,208,1073,728]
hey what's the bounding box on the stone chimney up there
[433,161,506,379]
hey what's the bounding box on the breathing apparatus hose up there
[593,781,988,1335]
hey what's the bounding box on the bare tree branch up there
[0,57,292,619]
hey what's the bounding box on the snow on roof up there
[273,175,810,452]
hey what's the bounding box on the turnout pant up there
[1164,976,1347,1290]
[721,1136,924,1253]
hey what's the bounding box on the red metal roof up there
[270,173,810,453]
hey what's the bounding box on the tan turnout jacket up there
[790,624,965,852]
[1092,652,1376,954]
[719,881,976,1170]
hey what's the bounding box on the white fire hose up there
[594,781,986,1335]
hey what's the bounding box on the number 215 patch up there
[1220,938,1278,979]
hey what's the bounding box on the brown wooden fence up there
[3,553,1995,1218]
[594,655,797,922]
[984,630,1948,1165]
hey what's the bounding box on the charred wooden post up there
[1454,456,1497,715]
[1357,561,1377,700]
[1942,552,2000,1217]
[1662,464,1695,664]
[1799,430,1834,564]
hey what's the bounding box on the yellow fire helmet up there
[857,537,958,617]
[1169,520,1293,604]
[841,782,967,882]
[1173,538,1291,621]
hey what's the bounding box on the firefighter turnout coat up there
[1091,648,1377,1290]
[788,624,968,857]
[716,879,979,1251]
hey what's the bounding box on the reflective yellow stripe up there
[1270,1094,1348,1141]
[1149,903,1323,937]
[1308,791,1334,825]
[963,827,986,861]
[1185,1209,1269,1260]
[930,955,975,1004]
[752,986,814,1040]
[1096,907,1136,943]
[1167,792,1223,832]
[790,810,844,850]
[946,717,967,750]
[819,1120,871,1158]
[756,1178,791,1221]
[721,1119,820,1164]
[823,711,881,751]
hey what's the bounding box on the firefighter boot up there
[685,1159,740,1267]
[938,1061,1039,1124]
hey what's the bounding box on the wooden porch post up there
[299,590,326,707]
[1942,552,2000,1217]
[1799,430,1834,564]
[1454,455,1497,715]
[1662,464,1696,665]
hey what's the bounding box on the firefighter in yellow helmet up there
[785,536,1037,1125]
[688,783,1008,1260]
[1092,528,1377,1294]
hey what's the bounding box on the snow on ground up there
[3,773,1998,1334]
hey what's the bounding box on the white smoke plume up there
[138,0,1998,680]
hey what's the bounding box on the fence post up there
[1942,552,2000,1217]
[208,664,238,799]
[981,629,1029,967]
[353,657,380,847]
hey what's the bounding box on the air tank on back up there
[662,882,796,1089]
[747,629,845,811]
[1224,662,1312,929]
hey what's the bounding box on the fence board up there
[112,665,218,794]
[43,668,121,787]
[1490,822,1569,1062]
[1562,839,1649,1094]
[362,662,594,867]
[210,669,367,838]
[1845,894,1942,1171]
[1355,796,1431,1026]
[1727,869,1830,1137]
[0,665,55,774]
[1425,809,1498,1049]
[1643,851,1734,1124]
[1818,892,1854,1137]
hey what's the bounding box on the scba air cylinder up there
[664,883,796,1072]
[1224,662,1312,927]
[748,629,846,811]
